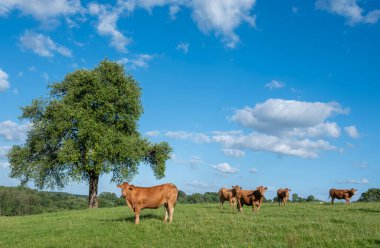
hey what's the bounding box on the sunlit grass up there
[0,202,379,247]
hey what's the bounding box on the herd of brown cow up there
[117,182,357,224]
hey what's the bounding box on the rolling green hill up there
[1,202,379,247]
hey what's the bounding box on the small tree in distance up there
[8,60,172,208]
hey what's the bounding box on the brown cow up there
[236,186,268,213]
[219,185,241,210]
[117,182,178,224]
[329,188,357,205]
[277,188,291,206]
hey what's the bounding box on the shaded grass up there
[0,202,379,247]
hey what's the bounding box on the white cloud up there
[171,154,204,167]
[185,180,209,189]
[42,72,49,81]
[213,132,336,158]
[0,68,10,92]
[118,0,256,48]
[0,0,82,20]
[0,145,11,159]
[339,178,369,184]
[176,42,189,53]
[28,66,36,72]
[212,162,238,174]
[286,122,341,138]
[249,168,258,173]
[117,54,154,70]
[145,130,160,137]
[231,99,349,135]
[345,125,359,138]
[190,0,256,48]
[88,3,130,53]
[19,30,72,57]
[222,148,245,158]
[0,120,30,141]
[316,0,380,25]
[265,80,284,90]
[165,131,211,143]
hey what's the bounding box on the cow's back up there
[130,183,178,209]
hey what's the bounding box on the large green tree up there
[7,60,172,208]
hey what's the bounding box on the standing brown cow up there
[236,186,268,213]
[277,188,291,206]
[117,182,178,224]
[329,188,357,205]
[219,185,241,210]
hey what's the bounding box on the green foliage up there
[7,60,172,206]
[0,187,126,216]
[0,186,87,216]
[358,188,380,202]
[1,203,380,247]
[177,191,219,204]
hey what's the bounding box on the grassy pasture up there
[0,202,379,247]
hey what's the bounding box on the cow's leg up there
[164,205,169,224]
[168,203,175,223]
[134,209,141,224]
[345,198,350,205]
[331,197,334,205]
[220,199,224,210]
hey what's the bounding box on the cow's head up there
[231,185,242,196]
[285,188,291,196]
[117,182,135,197]
[350,188,357,195]
[256,186,268,196]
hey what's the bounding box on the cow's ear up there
[128,185,135,190]
[117,184,121,188]
[265,187,268,190]
[289,189,292,191]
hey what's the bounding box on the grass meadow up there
[0,202,379,247]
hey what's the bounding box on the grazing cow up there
[236,186,268,213]
[219,185,241,210]
[277,188,291,206]
[117,182,178,224]
[329,188,357,205]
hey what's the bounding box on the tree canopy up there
[358,188,380,202]
[7,60,172,208]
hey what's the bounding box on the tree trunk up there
[88,172,99,208]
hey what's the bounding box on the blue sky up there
[1,0,379,201]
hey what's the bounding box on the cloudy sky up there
[1,0,379,201]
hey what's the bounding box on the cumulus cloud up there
[190,0,256,48]
[213,132,336,158]
[88,3,130,52]
[0,0,82,20]
[159,99,354,159]
[118,0,256,48]
[222,148,245,158]
[231,99,349,135]
[265,80,284,90]
[19,30,72,57]
[176,42,189,53]
[0,120,30,141]
[316,0,380,25]
[212,162,239,174]
[117,54,154,70]
[345,125,359,138]
[0,68,10,92]
[165,131,211,143]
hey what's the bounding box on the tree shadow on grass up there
[99,214,163,223]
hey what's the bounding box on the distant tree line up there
[0,186,125,216]
[2,186,379,216]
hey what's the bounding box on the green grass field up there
[0,202,379,247]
